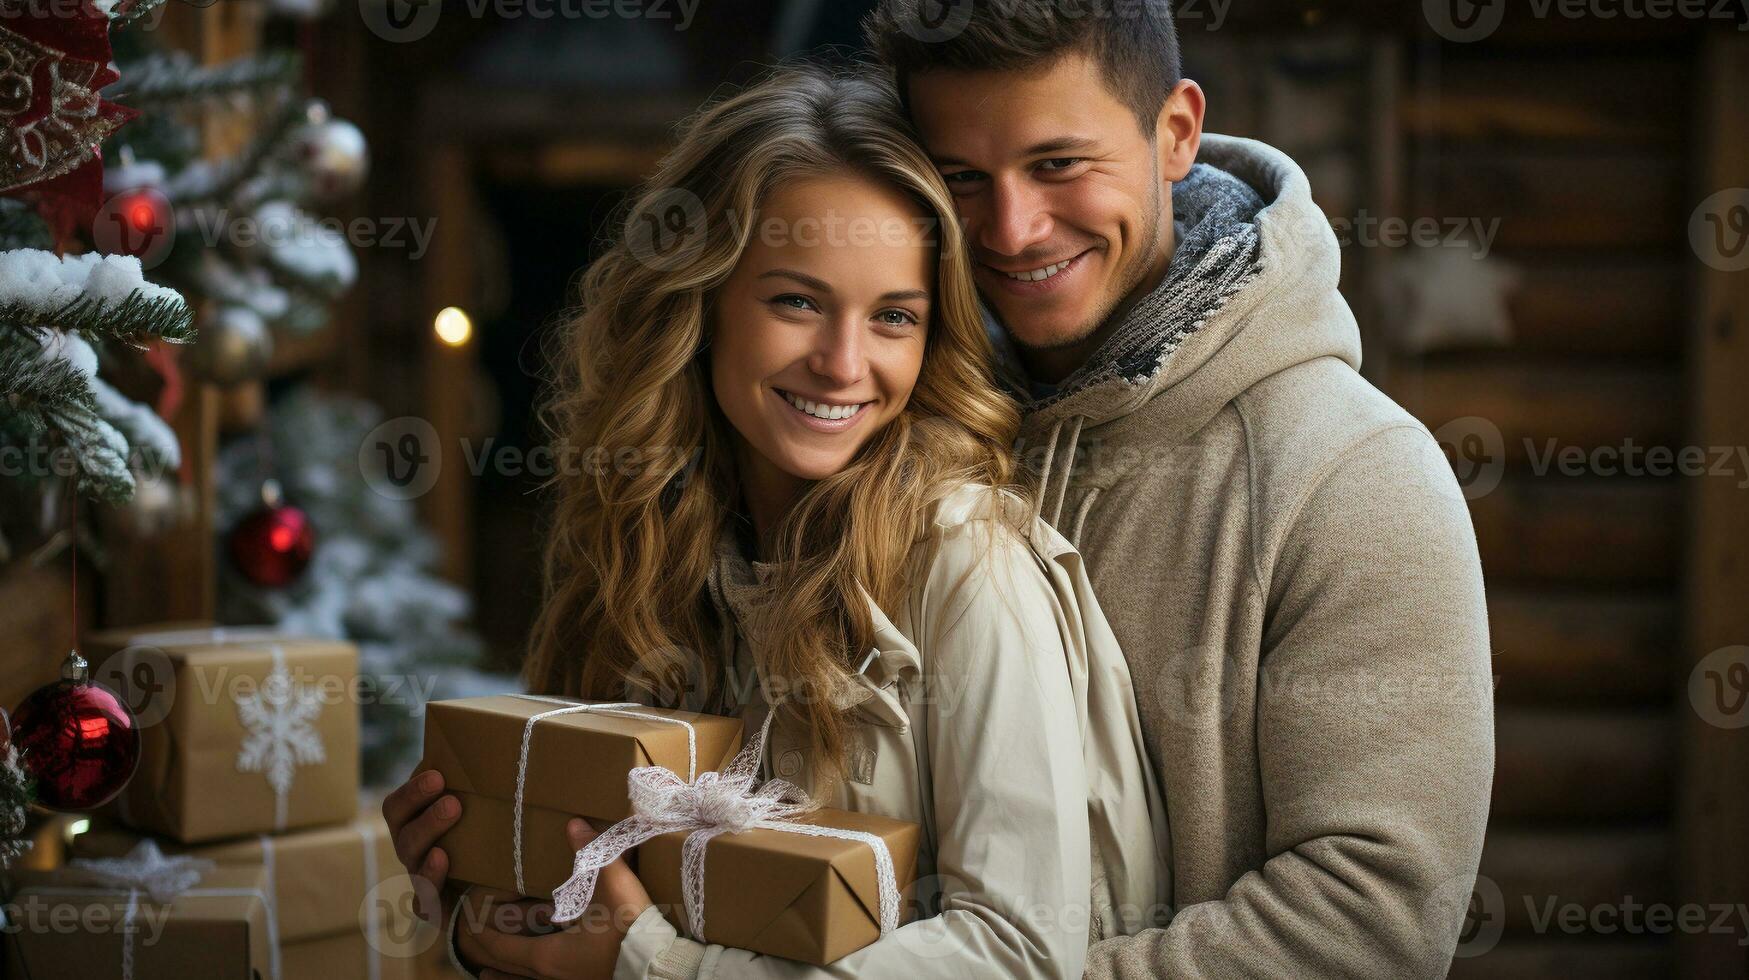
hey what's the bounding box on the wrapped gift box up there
[3,863,272,979]
[69,810,416,980]
[419,695,743,896]
[84,622,360,842]
[638,807,921,965]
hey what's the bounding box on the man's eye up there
[942,170,986,185]
[1038,158,1082,172]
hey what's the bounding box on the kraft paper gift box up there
[418,695,743,897]
[637,807,921,966]
[69,811,416,980]
[84,622,360,843]
[2,862,272,979]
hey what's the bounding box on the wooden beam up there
[421,145,476,587]
[1675,31,1749,980]
[1490,590,1676,706]
[1493,709,1674,822]
[1402,361,1683,463]
[1479,829,1673,933]
[1469,479,1680,586]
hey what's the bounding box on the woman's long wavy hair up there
[523,65,1021,779]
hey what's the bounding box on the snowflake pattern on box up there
[234,645,326,830]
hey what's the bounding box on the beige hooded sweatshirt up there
[604,483,1172,979]
[1005,135,1494,979]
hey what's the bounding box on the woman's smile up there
[773,387,873,432]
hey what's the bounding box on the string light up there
[434,306,472,347]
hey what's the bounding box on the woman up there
[382,65,1167,980]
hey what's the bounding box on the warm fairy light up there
[434,306,473,346]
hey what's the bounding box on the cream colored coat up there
[613,483,1168,980]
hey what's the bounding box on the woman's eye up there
[877,309,919,327]
[771,294,816,312]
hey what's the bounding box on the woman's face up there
[711,171,933,485]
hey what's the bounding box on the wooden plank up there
[1402,362,1682,464]
[421,146,475,587]
[0,558,85,714]
[1490,590,1675,705]
[1676,32,1749,980]
[1402,57,1687,147]
[1507,259,1684,356]
[1449,939,1672,979]
[1479,829,1673,933]
[1493,710,1674,821]
[1423,149,1685,250]
[1469,479,1680,586]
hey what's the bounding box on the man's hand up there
[456,818,654,980]
[381,768,462,922]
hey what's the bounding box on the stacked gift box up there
[1,622,426,980]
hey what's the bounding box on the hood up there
[1002,134,1361,434]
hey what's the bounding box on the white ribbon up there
[507,695,701,896]
[548,709,902,944]
[41,840,277,980]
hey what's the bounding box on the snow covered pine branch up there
[0,249,195,504]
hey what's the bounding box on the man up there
[862,2,1494,977]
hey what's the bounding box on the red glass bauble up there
[10,668,141,811]
[229,502,316,587]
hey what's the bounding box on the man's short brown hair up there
[863,0,1184,138]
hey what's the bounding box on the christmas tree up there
[216,389,508,786]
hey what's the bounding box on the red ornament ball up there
[229,501,316,587]
[11,670,141,811]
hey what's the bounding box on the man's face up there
[908,52,1185,375]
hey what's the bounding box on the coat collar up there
[704,519,918,729]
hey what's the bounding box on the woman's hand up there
[381,768,462,922]
[456,818,654,980]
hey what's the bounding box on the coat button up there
[777,748,804,778]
